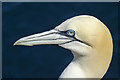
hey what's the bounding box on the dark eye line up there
[74,37,92,47]
[58,30,92,47]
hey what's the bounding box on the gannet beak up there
[14,29,75,46]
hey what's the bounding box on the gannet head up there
[14,15,113,78]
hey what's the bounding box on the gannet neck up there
[59,58,86,78]
[59,51,112,79]
[60,47,112,79]
[59,52,86,78]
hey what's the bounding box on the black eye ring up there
[66,30,75,37]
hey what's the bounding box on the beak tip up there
[13,44,16,46]
[13,40,34,46]
[13,41,18,46]
[13,39,22,46]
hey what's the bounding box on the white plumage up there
[14,15,113,79]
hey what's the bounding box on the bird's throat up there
[59,52,104,79]
[59,59,86,78]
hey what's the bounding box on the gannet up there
[14,15,113,79]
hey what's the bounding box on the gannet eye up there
[66,30,75,37]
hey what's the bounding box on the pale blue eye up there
[66,30,75,37]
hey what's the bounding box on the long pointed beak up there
[14,29,74,46]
